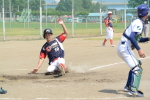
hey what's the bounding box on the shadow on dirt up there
[99,89,129,97]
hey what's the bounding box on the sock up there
[103,39,107,44]
[110,39,113,45]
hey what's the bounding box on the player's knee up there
[131,65,141,74]
[47,65,56,72]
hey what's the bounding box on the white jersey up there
[120,19,143,49]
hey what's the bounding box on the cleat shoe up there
[0,87,7,94]
[57,64,65,76]
[124,86,130,92]
[102,44,106,47]
[53,70,60,75]
[45,72,53,75]
[128,90,144,97]
[110,45,115,47]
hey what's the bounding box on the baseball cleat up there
[128,90,144,97]
[57,64,65,76]
[102,44,106,47]
[124,86,130,92]
[110,45,115,47]
[0,87,7,94]
[45,72,53,75]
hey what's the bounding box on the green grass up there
[0,22,130,36]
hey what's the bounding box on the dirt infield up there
[0,36,150,100]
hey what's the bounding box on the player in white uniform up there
[117,4,150,97]
[102,11,115,47]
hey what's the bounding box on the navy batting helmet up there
[137,4,149,17]
[43,28,53,38]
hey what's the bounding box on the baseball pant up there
[47,58,65,72]
[144,24,149,37]
[117,42,138,68]
[106,27,113,39]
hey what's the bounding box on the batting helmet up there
[43,28,53,38]
[137,4,149,17]
[108,11,112,14]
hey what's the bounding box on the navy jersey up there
[104,17,113,27]
[39,33,66,64]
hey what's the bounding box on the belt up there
[121,41,125,44]
[52,57,62,62]
[123,33,130,40]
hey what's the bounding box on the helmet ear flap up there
[43,33,45,39]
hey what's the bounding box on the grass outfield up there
[0,22,130,36]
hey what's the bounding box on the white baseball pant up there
[106,27,113,39]
[117,42,138,68]
[47,58,65,72]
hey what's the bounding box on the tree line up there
[0,0,147,16]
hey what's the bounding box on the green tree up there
[55,0,83,13]
[56,0,66,12]
[90,2,107,13]
[82,0,92,11]
[0,0,27,12]
[29,0,45,11]
[47,7,55,12]
[74,0,84,12]
[0,0,45,12]
[128,0,149,8]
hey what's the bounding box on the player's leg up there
[117,48,138,90]
[102,28,109,46]
[57,58,66,76]
[117,48,143,96]
[144,24,146,37]
[145,24,149,37]
[109,28,115,47]
[45,60,59,75]
[127,65,143,97]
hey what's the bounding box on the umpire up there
[144,15,150,37]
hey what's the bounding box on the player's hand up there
[138,49,146,58]
[30,68,38,74]
[108,27,110,30]
[57,19,64,25]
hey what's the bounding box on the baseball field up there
[0,22,150,100]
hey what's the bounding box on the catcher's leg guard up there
[125,60,142,91]
[129,66,143,91]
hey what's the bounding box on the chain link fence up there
[0,0,137,41]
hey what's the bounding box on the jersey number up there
[55,47,59,52]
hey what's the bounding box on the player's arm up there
[30,50,46,74]
[57,19,69,37]
[129,32,146,58]
[104,19,111,30]
[104,19,109,27]
[139,37,150,42]
[30,58,44,74]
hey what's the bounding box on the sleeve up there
[132,21,143,33]
[56,33,66,43]
[104,18,109,27]
[39,47,46,59]
[129,32,141,50]
[139,37,149,42]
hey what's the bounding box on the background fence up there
[0,0,142,41]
